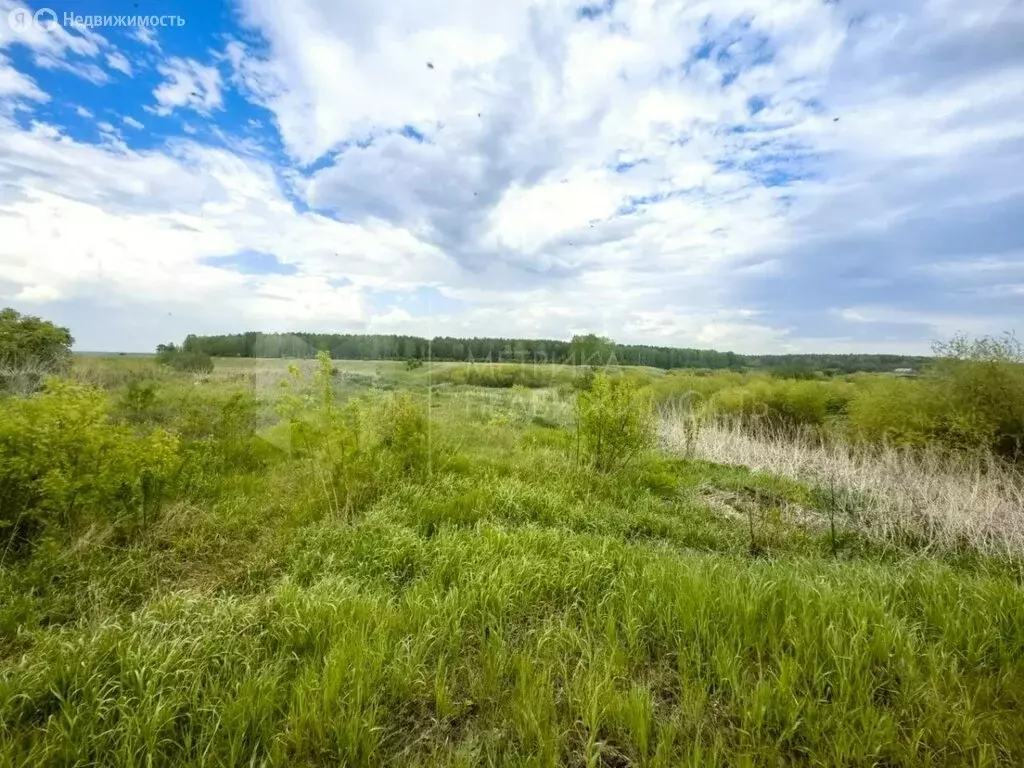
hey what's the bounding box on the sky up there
[0,0,1022,354]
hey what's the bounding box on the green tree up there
[569,333,615,367]
[0,308,74,368]
[0,308,74,393]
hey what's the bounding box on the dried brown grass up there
[660,411,1024,555]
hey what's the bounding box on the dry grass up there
[660,413,1024,555]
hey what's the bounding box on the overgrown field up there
[2,352,1024,766]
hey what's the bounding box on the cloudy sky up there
[1,0,1021,353]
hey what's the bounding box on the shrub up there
[171,390,273,489]
[276,352,434,514]
[769,364,818,380]
[155,344,214,374]
[0,308,74,393]
[846,378,942,450]
[574,372,654,472]
[847,333,1024,458]
[0,381,179,552]
[573,366,598,392]
[275,354,365,514]
[435,363,574,389]
[372,393,430,474]
[708,380,855,433]
[648,370,745,409]
[115,379,161,425]
[930,333,1024,459]
[70,356,171,390]
[0,307,73,368]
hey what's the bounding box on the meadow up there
[2,349,1024,766]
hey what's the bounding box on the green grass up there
[2,357,1024,766]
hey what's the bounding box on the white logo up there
[7,7,186,32]
[6,8,31,31]
[34,7,58,30]
[6,6,57,32]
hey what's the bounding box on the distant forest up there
[178,332,930,374]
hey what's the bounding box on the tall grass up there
[4,528,1024,766]
[661,415,1024,556]
[3,357,1024,766]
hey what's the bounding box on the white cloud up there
[152,57,223,116]
[831,306,1015,339]
[0,117,453,348]
[122,115,144,129]
[0,0,107,58]
[0,0,1022,352]
[1,0,112,87]
[75,105,93,118]
[0,52,47,101]
[33,52,109,84]
[131,25,160,50]
[105,51,133,76]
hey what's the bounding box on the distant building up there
[893,368,917,377]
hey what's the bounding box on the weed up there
[575,372,655,472]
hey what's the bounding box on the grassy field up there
[2,354,1023,766]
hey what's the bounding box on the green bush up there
[846,378,939,449]
[115,379,161,425]
[931,334,1024,458]
[275,352,434,514]
[71,356,172,390]
[648,370,745,409]
[0,308,74,394]
[169,390,276,492]
[0,307,73,369]
[572,365,598,392]
[435,363,572,389]
[708,379,855,432]
[0,381,179,551]
[847,334,1024,457]
[574,372,654,472]
[373,393,430,475]
[769,364,818,380]
[155,344,214,374]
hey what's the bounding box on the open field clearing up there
[2,347,1024,767]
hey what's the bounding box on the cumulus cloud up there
[0,52,46,101]
[105,51,133,76]
[0,0,112,87]
[0,0,1021,351]
[33,52,110,84]
[152,57,223,116]
[131,26,160,50]
[0,0,107,57]
[0,115,454,348]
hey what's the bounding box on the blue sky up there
[1,0,1021,353]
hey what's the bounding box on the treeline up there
[178,331,930,373]
[746,353,931,375]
